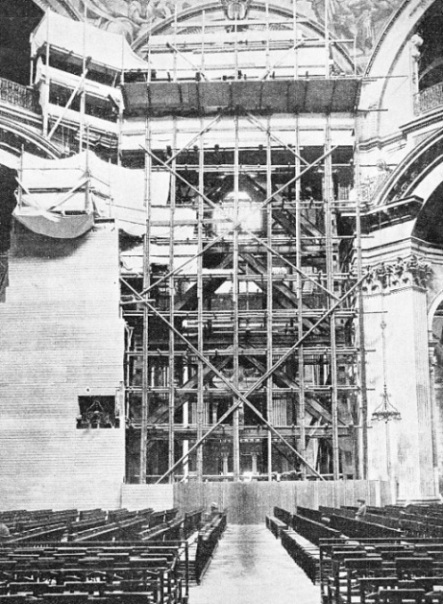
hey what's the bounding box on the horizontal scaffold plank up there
[123,78,361,116]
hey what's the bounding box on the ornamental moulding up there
[362,255,432,293]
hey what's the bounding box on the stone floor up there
[188,524,321,604]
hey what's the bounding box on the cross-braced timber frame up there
[120,101,367,483]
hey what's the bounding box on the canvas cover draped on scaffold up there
[30,11,149,73]
[13,152,201,268]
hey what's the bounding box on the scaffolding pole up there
[324,0,330,77]
[295,113,307,478]
[43,10,51,138]
[325,115,340,480]
[140,118,152,484]
[266,114,273,481]
[168,118,177,483]
[47,68,89,141]
[79,11,87,152]
[265,0,270,75]
[196,118,205,481]
[233,113,240,480]
[354,114,368,479]
[293,0,298,80]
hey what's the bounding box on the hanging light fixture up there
[371,318,401,499]
[371,319,402,423]
[371,383,402,423]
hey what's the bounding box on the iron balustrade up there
[0,78,39,113]
[414,82,443,115]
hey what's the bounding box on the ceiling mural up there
[35,0,405,58]
[66,1,182,42]
[312,0,403,53]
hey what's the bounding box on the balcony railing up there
[0,77,39,113]
[414,82,443,116]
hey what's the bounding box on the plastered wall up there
[0,222,125,510]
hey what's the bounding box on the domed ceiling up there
[32,0,403,60]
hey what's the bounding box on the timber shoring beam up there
[141,146,340,302]
[149,358,232,425]
[125,284,322,480]
[244,355,336,425]
[121,272,366,482]
[132,113,358,482]
[174,253,233,310]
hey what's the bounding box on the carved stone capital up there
[362,254,432,293]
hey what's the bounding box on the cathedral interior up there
[1,0,443,513]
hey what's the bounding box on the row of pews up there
[266,506,340,583]
[0,542,186,604]
[0,507,227,603]
[0,508,184,544]
[267,503,443,603]
[194,513,227,584]
[321,537,443,604]
[323,504,443,539]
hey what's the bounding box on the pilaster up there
[362,250,436,500]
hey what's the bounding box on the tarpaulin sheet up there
[31,11,148,72]
[19,151,171,236]
[22,191,89,212]
[110,167,170,237]
[13,206,94,239]
[21,152,111,197]
[148,207,196,238]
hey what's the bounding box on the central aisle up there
[188,524,321,604]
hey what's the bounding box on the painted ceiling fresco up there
[40,0,405,57]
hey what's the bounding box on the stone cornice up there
[359,108,443,154]
[358,130,405,153]
[401,108,443,138]
[367,129,443,208]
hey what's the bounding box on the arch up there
[0,116,62,159]
[360,0,439,140]
[369,127,443,246]
[0,114,60,263]
[373,128,443,207]
[146,1,323,37]
[365,0,435,77]
[428,290,443,332]
[368,126,443,246]
[131,1,355,70]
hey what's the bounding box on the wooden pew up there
[194,514,227,584]
[292,513,342,546]
[0,541,186,604]
[265,515,287,538]
[281,528,321,583]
